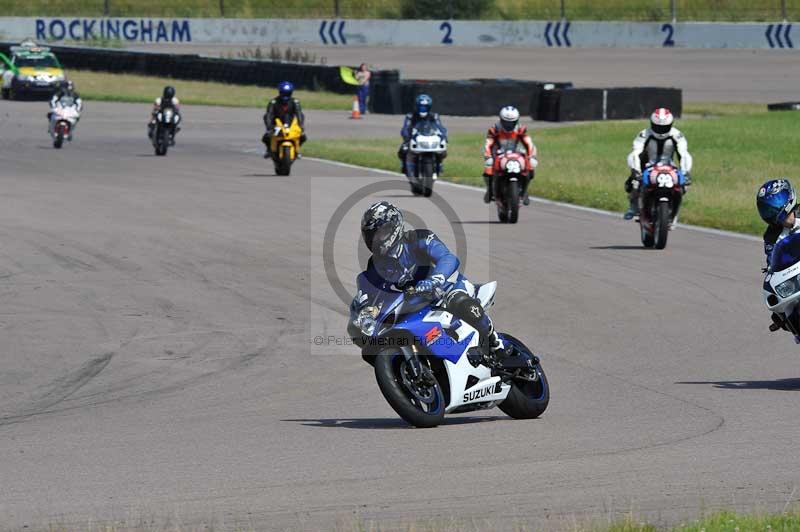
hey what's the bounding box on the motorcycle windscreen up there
[416,122,439,136]
[771,232,800,272]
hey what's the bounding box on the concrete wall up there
[0,17,794,49]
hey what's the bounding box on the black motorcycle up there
[151,106,180,156]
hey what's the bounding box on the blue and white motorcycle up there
[348,278,549,428]
[764,231,800,342]
[406,123,447,198]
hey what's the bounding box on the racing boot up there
[521,173,532,206]
[623,195,639,220]
[262,132,271,159]
[483,174,493,204]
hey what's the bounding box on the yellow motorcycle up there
[270,117,303,176]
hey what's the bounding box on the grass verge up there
[304,106,799,236]
[69,70,352,110]
[0,0,795,21]
[348,510,800,531]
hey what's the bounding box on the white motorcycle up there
[348,279,549,428]
[406,123,447,197]
[49,97,81,149]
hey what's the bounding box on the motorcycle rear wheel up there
[374,351,445,428]
[654,201,670,249]
[496,334,550,419]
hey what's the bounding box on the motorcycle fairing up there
[353,275,509,411]
[765,232,800,314]
[642,165,686,187]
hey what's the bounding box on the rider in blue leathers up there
[757,178,799,334]
[398,94,448,177]
[757,178,798,268]
[358,201,511,359]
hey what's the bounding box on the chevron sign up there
[319,20,347,45]
[765,23,793,48]
[544,21,571,47]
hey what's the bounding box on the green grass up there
[305,107,799,236]
[0,0,796,21]
[603,510,800,531]
[69,69,352,110]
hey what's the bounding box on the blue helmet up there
[278,81,294,102]
[415,94,432,117]
[757,179,796,225]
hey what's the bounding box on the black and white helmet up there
[499,106,520,132]
[361,201,405,258]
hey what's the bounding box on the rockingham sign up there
[12,17,193,43]
[0,17,795,49]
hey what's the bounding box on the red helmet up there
[650,108,674,139]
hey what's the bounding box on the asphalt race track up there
[1,100,799,531]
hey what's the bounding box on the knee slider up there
[445,290,483,319]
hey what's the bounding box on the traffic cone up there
[350,96,361,119]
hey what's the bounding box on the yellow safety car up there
[1,40,66,100]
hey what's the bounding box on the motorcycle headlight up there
[353,305,381,336]
[775,277,800,298]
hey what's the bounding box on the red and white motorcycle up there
[492,151,531,224]
[636,161,687,249]
[49,97,81,149]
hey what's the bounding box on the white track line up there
[305,156,760,243]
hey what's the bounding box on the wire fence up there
[1,0,796,21]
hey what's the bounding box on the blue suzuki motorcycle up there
[348,277,549,428]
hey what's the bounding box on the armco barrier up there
[0,41,398,95]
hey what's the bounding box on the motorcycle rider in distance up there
[262,81,306,159]
[483,106,538,206]
[148,86,181,144]
[757,178,800,335]
[398,94,448,176]
[48,79,82,136]
[358,201,515,361]
[625,107,693,220]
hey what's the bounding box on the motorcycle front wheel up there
[507,180,520,224]
[53,132,63,149]
[155,129,168,156]
[374,351,445,428]
[654,201,670,249]
[275,144,293,176]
